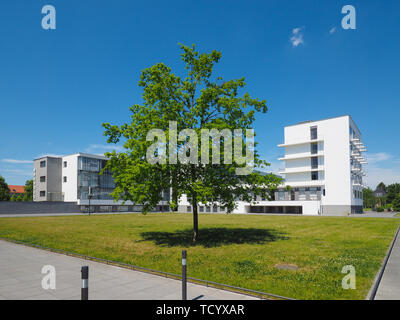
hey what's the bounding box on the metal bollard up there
[182,250,187,300]
[81,266,89,300]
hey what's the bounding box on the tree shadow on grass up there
[140,228,289,248]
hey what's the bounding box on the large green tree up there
[103,44,282,241]
[0,175,10,201]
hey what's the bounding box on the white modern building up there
[226,115,366,215]
[33,115,366,216]
[33,153,170,212]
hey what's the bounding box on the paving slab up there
[0,240,258,300]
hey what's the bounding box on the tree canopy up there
[102,44,282,241]
[0,175,10,201]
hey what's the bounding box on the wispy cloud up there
[366,152,392,164]
[364,152,400,189]
[1,159,32,164]
[290,27,305,47]
[1,169,32,176]
[329,27,337,34]
[85,144,124,154]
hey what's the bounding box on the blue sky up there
[0,0,399,188]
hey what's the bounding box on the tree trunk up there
[192,193,198,242]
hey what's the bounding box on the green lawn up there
[0,213,398,300]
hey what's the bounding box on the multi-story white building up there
[227,115,366,215]
[33,153,170,212]
[33,115,366,216]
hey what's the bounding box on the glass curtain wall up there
[78,157,115,200]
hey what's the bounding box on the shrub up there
[376,207,384,212]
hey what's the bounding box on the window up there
[206,206,211,213]
[298,188,306,200]
[311,157,318,169]
[63,176,67,183]
[277,191,285,201]
[311,171,318,181]
[309,187,318,200]
[40,176,46,182]
[199,206,204,213]
[310,126,318,140]
[40,160,46,167]
[187,206,192,212]
[311,143,318,155]
[213,206,218,212]
[63,161,67,168]
[40,191,46,197]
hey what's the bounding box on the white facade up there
[275,115,365,215]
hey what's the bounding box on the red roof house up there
[8,185,25,195]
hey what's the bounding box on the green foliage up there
[376,207,384,212]
[393,194,400,212]
[387,183,400,204]
[16,194,23,202]
[362,187,375,208]
[10,194,16,202]
[102,44,282,240]
[23,180,33,201]
[0,175,10,201]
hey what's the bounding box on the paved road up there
[374,228,400,300]
[349,211,398,218]
[0,240,257,300]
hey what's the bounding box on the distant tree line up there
[0,175,33,202]
[363,182,400,212]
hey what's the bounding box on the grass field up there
[0,213,398,299]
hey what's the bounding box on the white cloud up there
[364,152,400,189]
[85,144,124,154]
[1,169,33,176]
[366,152,391,164]
[290,27,305,47]
[1,159,32,164]
[329,27,336,34]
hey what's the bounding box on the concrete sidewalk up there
[374,229,400,300]
[0,240,257,300]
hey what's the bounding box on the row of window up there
[186,206,226,213]
[39,160,68,168]
[39,176,68,182]
[354,190,363,199]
